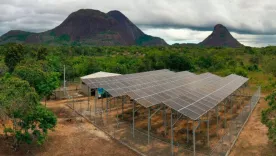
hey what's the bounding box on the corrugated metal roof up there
[81,71,121,79]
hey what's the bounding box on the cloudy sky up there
[1,0,276,47]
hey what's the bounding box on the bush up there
[249,55,260,64]
[247,64,259,71]
[262,90,276,145]
[264,59,276,77]
[0,75,57,149]
[234,67,248,77]
[0,63,8,76]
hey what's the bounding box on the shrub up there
[234,67,248,77]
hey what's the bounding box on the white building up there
[80,71,121,96]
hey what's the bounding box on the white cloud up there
[142,28,276,47]
[141,28,212,44]
[0,0,276,47]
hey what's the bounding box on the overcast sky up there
[1,0,276,47]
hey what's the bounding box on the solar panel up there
[132,73,218,107]
[82,69,248,121]
[104,71,194,97]
[175,75,248,120]
[83,69,171,87]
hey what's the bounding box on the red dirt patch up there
[229,97,276,156]
[0,99,137,156]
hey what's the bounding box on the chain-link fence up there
[210,86,261,156]
[66,86,261,156]
[52,81,81,99]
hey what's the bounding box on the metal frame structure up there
[69,69,260,156]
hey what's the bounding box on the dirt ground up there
[0,99,138,156]
[229,96,276,156]
[1,92,276,156]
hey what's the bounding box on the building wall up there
[81,82,89,96]
[81,81,96,96]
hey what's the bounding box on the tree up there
[261,90,276,145]
[244,46,255,54]
[0,75,57,149]
[4,44,24,72]
[264,59,276,77]
[37,72,60,102]
[166,52,193,71]
[37,47,48,60]
[13,63,60,99]
[0,63,8,76]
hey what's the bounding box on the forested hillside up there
[0,44,275,91]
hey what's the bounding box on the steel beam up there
[148,108,151,144]
[88,87,90,110]
[106,93,108,112]
[224,100,227,128]
[115,97,119,129]
[192,120,200,156]
[94,88,98,115]
[173,114,183,126]
[101,93,104,111]
[163,105,167,135]
[171,109,174,156]
[230,95,233,140]
[216,106,219,137]
[106,96,108,123]
[150,105,162,118]
[207,112,209,147]
[193,120,196,156]
[132,101,135,138]
[122,96,124,119]
[187,118,189,143]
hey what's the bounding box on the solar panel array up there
[106,71,195,97]
[163,74,248,120]
[83,69,174,88]
[128,73,214,104]
[82,70,248,120]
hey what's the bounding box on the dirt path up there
[0,99,138,156]
[229,97,276,156]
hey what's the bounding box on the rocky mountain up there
[199,24,243,47]
[0,9,167,46]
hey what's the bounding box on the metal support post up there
[116,97,119,128]
[187,118,189,143]
[149,108,151,131]
[63,65,66,96]
[132,101,135,138]
[216,106,219,136]
[148,108,151,144]
[88,87,90,110]
[230,96,233,116]
[72,96,75,110]
[106,96,108,123]
[122,96,124,119]
[207,112,210,147]
[106,93,108,112]
[80,94,82,112]
[163,105,167,135]
[249,97,252,112]
[193,120,196,156]
[101,93,104,111]
[224,100,227,128]
[171,109,174,156]
[94,89,98,115]
[230,96,233,140]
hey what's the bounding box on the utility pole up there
[63,65,66,97]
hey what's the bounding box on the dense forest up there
[1,44,276,89]
[0,43,276,147]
